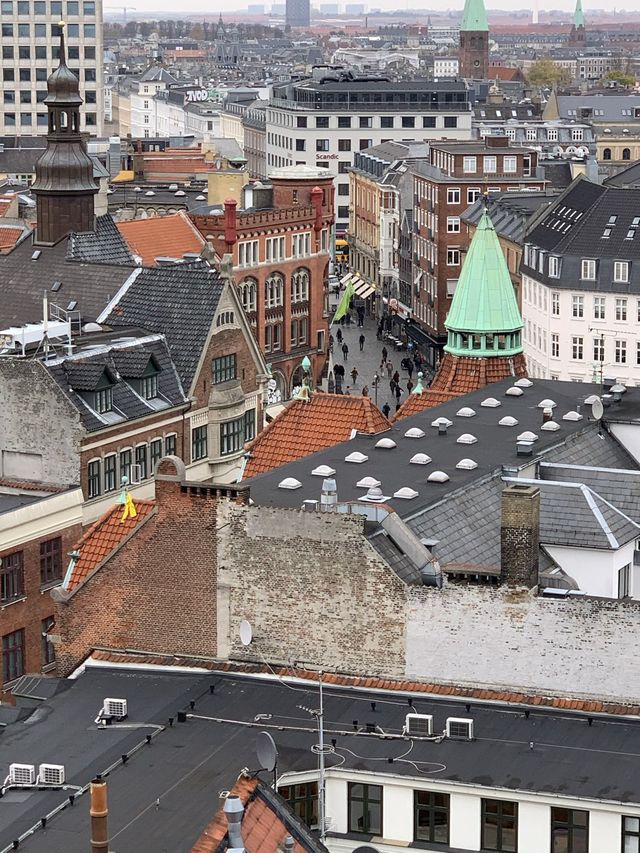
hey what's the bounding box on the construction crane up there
[105,6,136,23]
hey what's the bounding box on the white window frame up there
[593,296,605,320]
[548,256,560,278]
[447,248,460,266]
[616,297,628,321]
[446,216,460,234]
[614,260,630,284]
[572,295,584,318]
[467,187,481,204]
[447,187,460,205]
[552,291,560,317]
[463,156,476,174]
[572,336,584,360]
[616,339,627,364]
[551,333,559,358]
[581,259,597,280]
[503,155,517,174]
[483,155,497,174]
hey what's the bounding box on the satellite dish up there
[239,620,253,646]
[591,397,604,421]
[256,731,278,772]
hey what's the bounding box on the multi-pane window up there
[616,297,628,321]
[141,372,158,400]
[244,409,256,444]
[483,155,497,173]
[572,336,584,360]
[40,537,62,585]
[238,240,258,267]
[240,278,257,312]
[581,259,596,280]
[292,269,309,302]
[1,552,24,602]
[94,386,112,414]
[623,816,640,852]
[447,248,460,266]
[548,256,560,278]
[41,616,55,666]
[446,217,460,233]
[348,783,382,835]
[503,156,517,174]
[468,187,481,204]
[265,273,284,308]
[135,444,148,480]
[315,139,329,152]
[3,629,25,683]
[593,297,605,320]
[150,439,163,473]
[616,339,627,364]
[481,799,517,852]
[292,233,311,258]
[213,354,237,384]
[88,460,101,498]
[447,188,460,205]
[120,449,132,482]
[104,454,117,492]
[463,156,477,174]
[220,417,245,456]
[614,260,630,283]
[593,337,604,363]
[414,791,449,844]
[551,334,559,358]
[279,782,318,828]
[164,434,176,456]
[191,425,208,462]
[550,807,588,853]
[619,563,631,599]
[265,237,285,262]
[552,292,560,316]
[572,295,584,318]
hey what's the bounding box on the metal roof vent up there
[363,486,389,502]
[431,417,453,428]
[345,451,368,463]
[517,430,538,442]
[499,416,519,427]
[481,397,501,408]
[410,453,432,465]
[357,476,381,488]
[517,442,533,457]
[514,377,533,387]
[541,420,560,431]
[278,477,302,489]
[393,487,419,499]
[538,398,556,408]
[456,406,476,417]
[457,433,477,444]
[312,464,336,476]
[456,458,477,470]
[375,437,397,449]
[321,478,337,511]
[611,383,627,394]
[404,427,425,438]
[427,471,449,483]
[505,386,523,397]
[224,795,245,850]
[562,411,583,421]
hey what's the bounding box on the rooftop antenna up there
[256,731,278,788]
[299,673,327,842]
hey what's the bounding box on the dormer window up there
[94,385,112,413]
[140,371,158,400]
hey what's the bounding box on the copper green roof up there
[444,210,523,356]
[573,0,584,28]
[460,0,488,32]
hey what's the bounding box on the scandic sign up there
[316,153,339,160]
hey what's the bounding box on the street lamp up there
[372,372,380,406]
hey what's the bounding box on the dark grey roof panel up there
[68,215,135,266]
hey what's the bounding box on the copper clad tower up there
[32,21,98,245]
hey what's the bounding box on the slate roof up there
[539,461,640,522]
[102,264,225,393]
[243,394,391,479]
[604,160,640,188]
[555,94,640,122]
[525,176,605,253]
[139,65,179,84]
[68,214,135,266]
[63,499,156,592]
[462,190,559,244]
[117,211,206,265]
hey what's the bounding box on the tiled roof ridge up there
[0,479,69,493]
[87,650,640,717]
[71,498,156,553]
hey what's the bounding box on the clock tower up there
[459,0,489,80]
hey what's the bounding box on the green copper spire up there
[444,210,523,358]
[573,0,584,28]
[461,0,488,32]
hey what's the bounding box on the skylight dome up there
[357,476,381,488]
[481,397,501,408]
[505,387,523,397]
[427,471,449,483]
[499,416,518,427]
[393,487,419,499]
[312,465,336,477]
[278,477,302,490]
[431,417,453,428]
[404,427,425,438]
[541,420,560,431]
[345,451,368,463]
[514,377,533,388]
[456,407,476,417]
[456,458,478,470]
[538,399,556,409]
[410,453,432,465]
[584,395,600,404]
[562,411,583,422]
[375,438,397,449]
[457,433,477,445]
[517,430,538,442]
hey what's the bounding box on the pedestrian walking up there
[381,346,388,364]
[382,402,391,419]
[377,321,384,340]
[351,366,358,384]
[359,333,365,351]
[342,342,349,361]
[329,333,334,353]
[386,360,393,378]
[344,385,351,395]
[390,378,396,394]
[393,370,400,385]
[362,384,369,397]
[406,379,414,394]
[395,384,402,402]
[407,361,413,379]
[336,328,343,344]
[346,312,352,326]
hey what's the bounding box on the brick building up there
[191,165,334,401]
[411,138,544,369]
[0,483,83,691]
[458,0,489,79]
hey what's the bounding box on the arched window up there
[291,268,309,303]
[265,273,284,308]
[239,277,257,313]
[623,148,631,161]
[59,110,68,131]
[603,148,612,161]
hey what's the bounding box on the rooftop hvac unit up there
[405,713,433,737]
[38,764,65,786]
[102,697,128,720]
[9,763,36,786]
[446,717,474,740]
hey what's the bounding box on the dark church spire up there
[32,21,98,245]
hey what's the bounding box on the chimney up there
[500,484,540,588]
[311,185,323,232]
[541,407,553,424]
[224,197,238,250]
[90,776,109,853]
[224,794,245,851]
[320,477,337,511]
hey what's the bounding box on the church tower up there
[459,0,489,79]
[568,0,586,47]
[31,22,98,245]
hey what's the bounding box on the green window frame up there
[481,799,517,852]
[414,790,449,844]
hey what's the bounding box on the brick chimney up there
[500,484,540,588]
[224,197,238,251]
[90,775,109,853]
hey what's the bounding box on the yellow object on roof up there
[112,170,135,182]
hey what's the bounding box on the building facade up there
[458,0,489,79]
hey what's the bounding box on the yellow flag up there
[121,492,137,523]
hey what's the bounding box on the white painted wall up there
[591,809,624,852]
[450,792,481,849]
[0,488,83,551]
[519,801,550,853]
[610,422,640,466]
[543,542,635,599]
[383,783,413,843]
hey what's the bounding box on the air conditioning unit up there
[102,697,128,720]
[38,764,65,786]
[446,717,474,740]
[405,713,434,737]
[9,763,36,786]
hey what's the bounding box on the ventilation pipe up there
[284,837,295,852]
[541,407,553,424]
[90,776,109,853]
[320,478,337,512]
[438,422,448,436]
[224,794,245,852]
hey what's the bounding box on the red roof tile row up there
[117,211,206,266]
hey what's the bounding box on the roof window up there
[410,453,431,465]
[345,451,368,463]
[393,487,419,499]
[427,471,450,483]
[456,458,478,470]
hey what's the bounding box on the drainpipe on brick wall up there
[90,775,109,853]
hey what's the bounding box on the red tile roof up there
[0,226,25,253]
[117,212,206,265]
[88,650,640,718]
[64,500,155,592]
[243,393,390,479]
[489,65,525,82]
[0,479,67,493]
[392,389,458,421]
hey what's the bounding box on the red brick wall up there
[191,327,262,412]
[0,522,82,693]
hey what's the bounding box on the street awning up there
[351,278,376,299]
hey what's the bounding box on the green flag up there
[332,279,354,324]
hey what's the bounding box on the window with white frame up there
[572,295,584,318]
[292,268,309,302]
[238,240,258,267]
[581,259,597,280]
[483,156,497,174]
[572,128,584,141]
[292,232,311,258]
[467,187,481,204]
[266,236,285,262]
[547,128,558,142]
[548,256,560,278]
[447,248,460,266]
[572,336,584,360]
[594,297,606,320]
[463,156,476,174]
[551,334,559,358]
[446,217,460,233]
[265,273,284,308]
[503,155,517,174]
[239,278,257,312]
[616,339,627,363]
[526,128,537,141]
[616,297,628,321]
[552,292,560,316]
[447,188,460,205]
[614,260,630,283]
[593,337,604,362]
